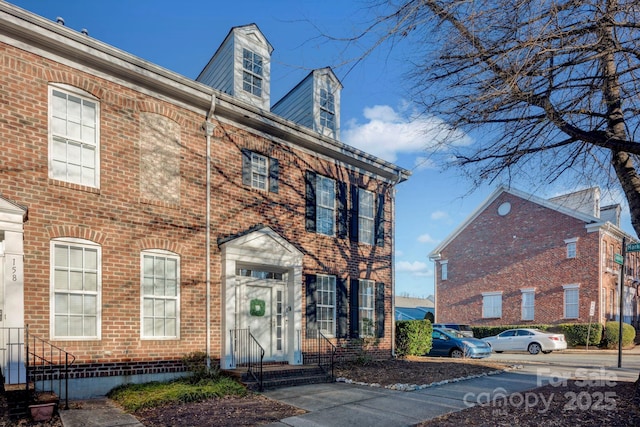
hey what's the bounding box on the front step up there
[224,364,333,391]
[3,384,31,420]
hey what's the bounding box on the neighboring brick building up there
[429,186,640,329]
[0,4,409,397]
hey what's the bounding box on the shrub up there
[395,320,432,357]
[557,323,603,346]
[603,322,636,349]
[182,351,221,383]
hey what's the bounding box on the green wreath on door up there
[250,299,266,317]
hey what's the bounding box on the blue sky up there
[9,0,634,298]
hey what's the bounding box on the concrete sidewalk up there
[58,364,640,427]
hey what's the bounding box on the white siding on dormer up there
[196,24,273,111]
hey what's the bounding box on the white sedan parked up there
[482,328,567,355]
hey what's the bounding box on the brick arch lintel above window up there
[136,238,184,254]
[47,225,107,245]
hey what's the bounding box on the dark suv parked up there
[432,323,474,337]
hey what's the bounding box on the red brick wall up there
[436,192,601,326]
[0,41,394,366]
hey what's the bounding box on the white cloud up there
[396,260,429,273]
[342,104,472,163]
[430,210,449,221]
[417,233,438,244]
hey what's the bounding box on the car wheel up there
[450,348,464,358]
[528,343,542,355]
[542,350,552,354]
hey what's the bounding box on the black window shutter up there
[349,278,360,338]
[241,149,252,186]
[305,171,317,232]
[375,194,385,247]
[336,278,348,338]
[305,274,317,336]
[349,185,359,242]
[375,282,385,338]
[269,157,279,193]
[337,181,348,239]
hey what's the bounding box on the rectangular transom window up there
[50,87,99,187]
[316,275,336,336]
[316,175,336,236]
[359,279,375,337]
[52,240,100,339]
[142,251,180,339]
[242,48,263,96]
[482,292,502,318]
[358,189,375,245]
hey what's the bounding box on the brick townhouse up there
[429,186,640,328]
[0,3,409,397]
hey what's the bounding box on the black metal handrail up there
[303,328,336,380]
[230,328,264,391]
[25,325,76,409]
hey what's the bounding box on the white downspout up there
[204,94,216,368]
[391,171,403,358]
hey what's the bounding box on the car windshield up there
[441,329,464,338]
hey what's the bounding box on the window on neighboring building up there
[242,48,263,96]
[241,149,279,193]
[141,250,180,339]
[564,284,579,319]
[51,239,100,339]
[482,292,502,318]
[521,289,535,320]
[316,275,336,336]
[50,86,99,187]
[358,189,374,245]
[565,238,577,259]
[316,175,336,236]
[359,279,375,337]
[440,261,448,281]
[319,88,335,131]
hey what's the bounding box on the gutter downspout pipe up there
[204,94,216,369]
[391,171,403,358]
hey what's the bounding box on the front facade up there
[0,3,409,397]
[429,187,640,328]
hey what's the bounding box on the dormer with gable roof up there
[272,67,342,140]
[197,24,273,110]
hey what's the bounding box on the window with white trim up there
[242,48,263,96]
[51,238,100,339]
[482,292,502,318]
[440,260,448,281]
[316,175,336,236]
[358,189,375,245]
[565,237,578,259]
[250,152,268,190]
[49,85,99,187]
[563,284,579,319]
[316,275,336,336]
[141,250,180,339]
[359,279,375,337]
[319,88,335,131]
[521,289,535,321]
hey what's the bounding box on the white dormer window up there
[242,48,263,97]
[320,89,335,131]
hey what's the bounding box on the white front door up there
[243,281,285,361]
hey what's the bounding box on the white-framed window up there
[319,88,335,131]
[565,237,578,259]
[316,275,336,336]
[482,291,502,318]
[521,288,535,321]
[440,260,448,281]
[141,250,180,339]
[49,85,99,187]
[359,279,375,337]
[563,284,580,319]
[358,189,375,245]
[51,238,101,339]
[316,175,336,236]
[242,48,263,96]
[250,152,268,190]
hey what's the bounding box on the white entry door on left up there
[243,282,285,361]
